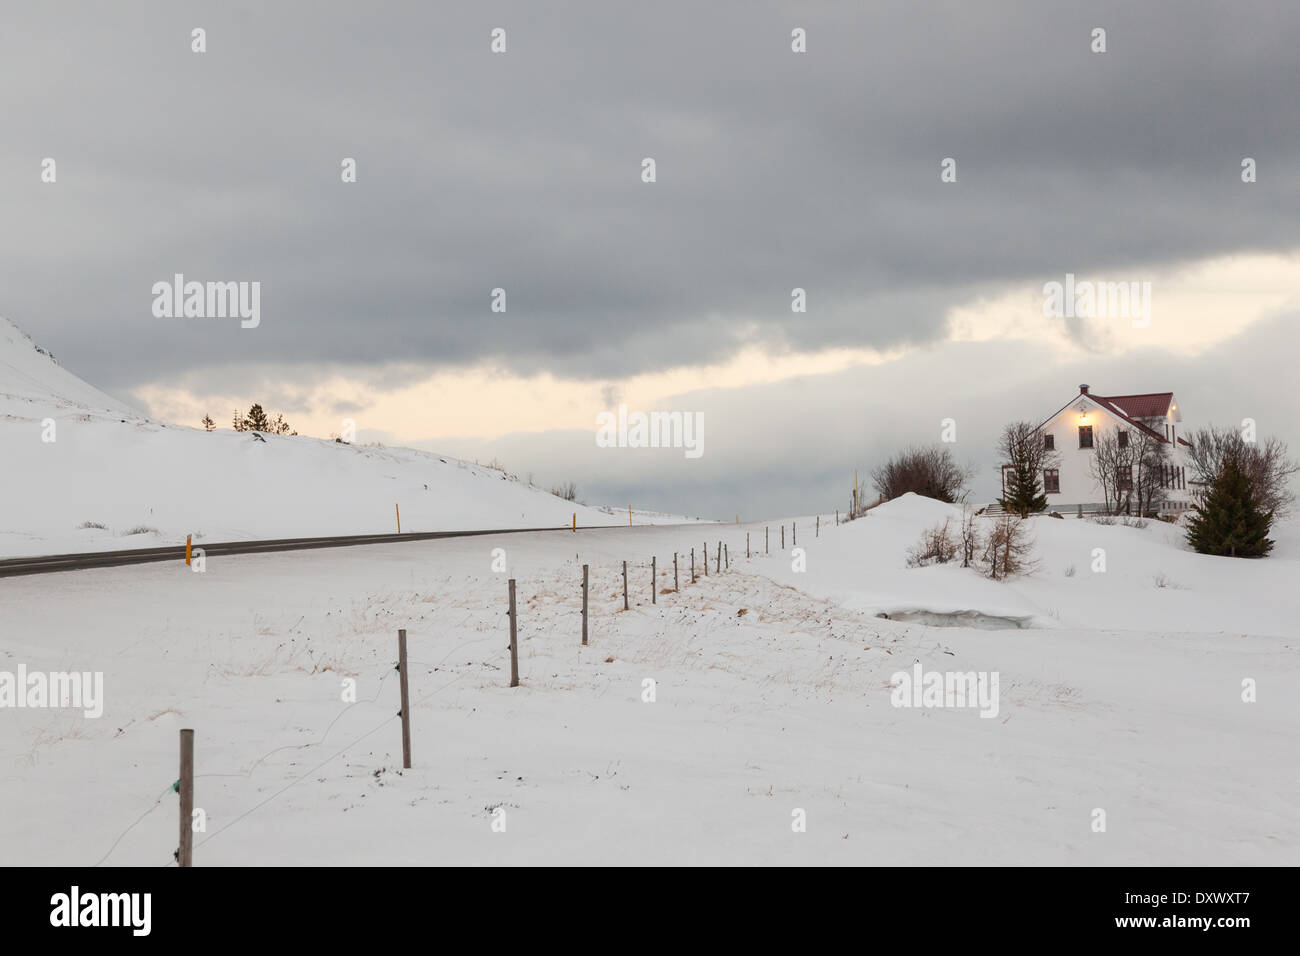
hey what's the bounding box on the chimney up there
[1079,384,1090,394]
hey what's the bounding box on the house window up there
[1043,433,1054,451]
[1043,469,1060,493]
[1118,430,1129,448]
[1078,425,1093,449]
[1119,466,1133,491]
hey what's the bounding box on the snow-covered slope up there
[0,316,138,421]
[768,494,1300,638]
[0,316,688,558]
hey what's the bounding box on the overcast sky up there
[4,1,1298,518]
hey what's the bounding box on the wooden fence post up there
[781,525,785,549]
[816,515,819,537]
[836,509,839,526]
[674,552,679,591]
[691,548,695,583]
[766,527,769,554]
[704,542,708,576]
[724,544,728,570]
[508,580,519,687]
[398,629,411,768]
[747,533,750,558]
[716,541,721,573]
[652,556,657,604]
[622,561,629,610]
[178,729,194,867]
[793,522,797,546]
[582,564,589,646]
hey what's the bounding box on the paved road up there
[0,526,634,578]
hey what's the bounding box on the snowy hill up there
[0,316,138,421]
[768,494,1300,638]
[0,316,682,558]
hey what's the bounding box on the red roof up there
[1037,388,1177,444]
[1098,392,1173,420]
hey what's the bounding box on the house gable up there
[1040,396,1129,449]
[1011,383,1192,513]
[1037,386,1177,446]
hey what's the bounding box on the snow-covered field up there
[2,498,1296,866]
[0,316,699,558]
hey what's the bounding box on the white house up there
[1002,384,1194,515]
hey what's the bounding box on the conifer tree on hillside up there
[1186,458,1274,557]
[1002,454,1047,516]
[998,421,1055,516]
[244,403,271,432]
[230,404,294,435]
[201,415,215,432]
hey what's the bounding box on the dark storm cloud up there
[2,0,1298,391]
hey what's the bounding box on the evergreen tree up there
[201,415,216,432]
[232,409,245,432]
[244,403,271,432]
[1001,454,1047,516]
[1186,458,1274,557]
[997,421,1053,517]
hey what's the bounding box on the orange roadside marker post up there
[185,534,192,566]
[395,503,401,533]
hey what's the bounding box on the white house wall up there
[1035,397,1191,513]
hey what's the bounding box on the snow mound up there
[866,491,964,523]
[762,497,1300,637]
[0,316,676,557]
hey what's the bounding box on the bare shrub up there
[906,519,957,567]
[1186,426,1298,517]
[77,520,107,530]
[1090,515,1147,529]
[982,515,1036,580]
[959,504,982,568]
[550,481,578,501]
[872,445,970,503]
